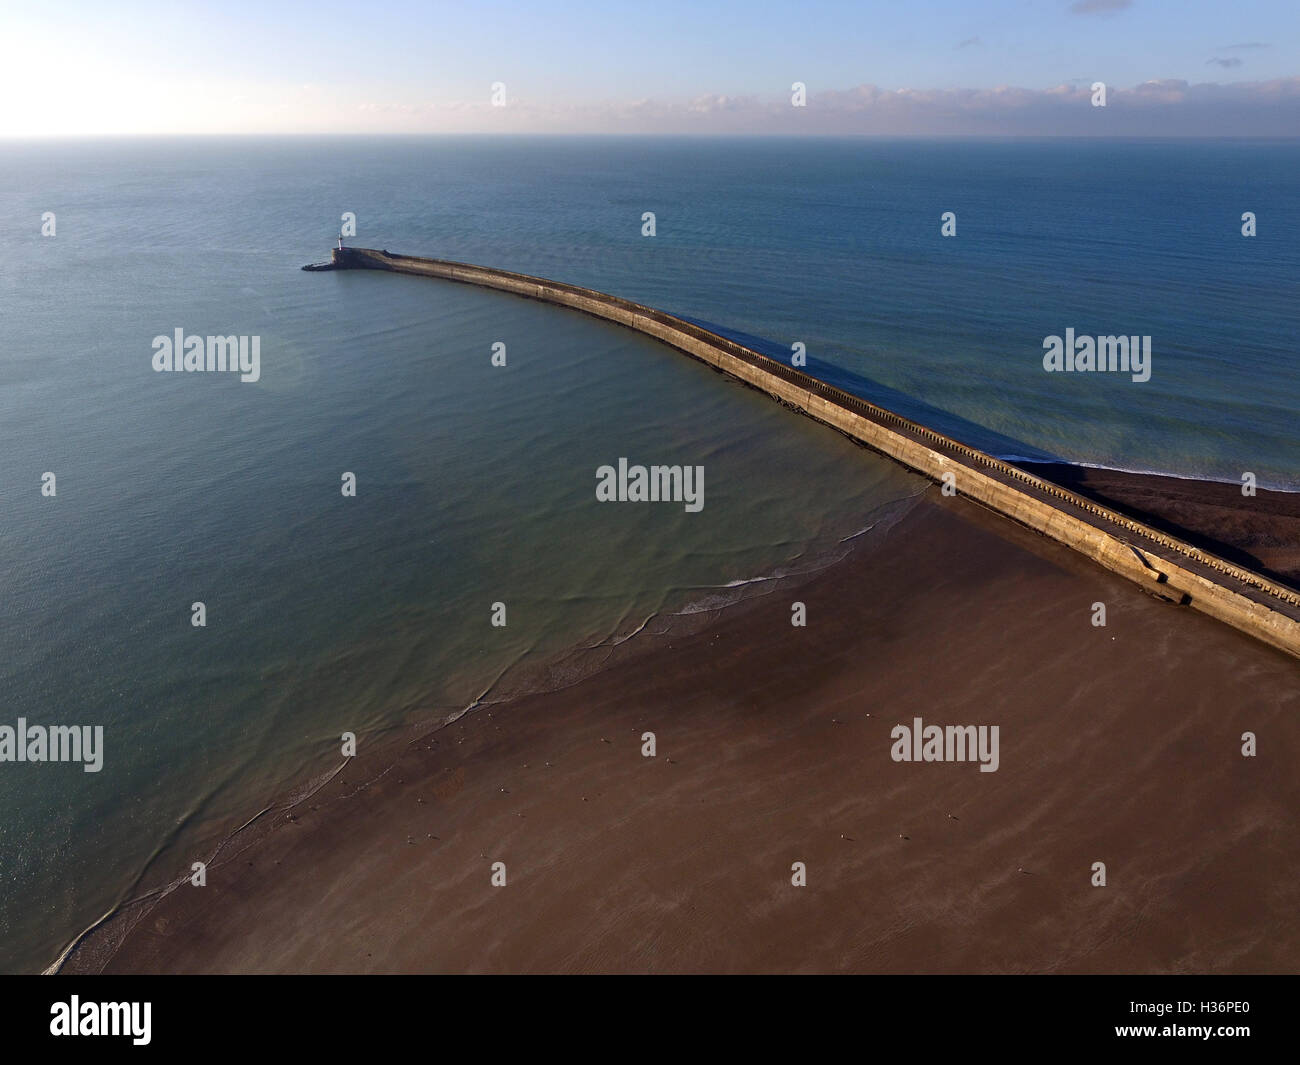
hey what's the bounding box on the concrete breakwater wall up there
[316,246,1300,661]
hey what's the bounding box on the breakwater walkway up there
[307,246,1300,661]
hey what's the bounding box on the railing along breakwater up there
[307,246,1300,660]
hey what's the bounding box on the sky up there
[2,0,1297,136]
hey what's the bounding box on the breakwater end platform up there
[307,245,1300,661]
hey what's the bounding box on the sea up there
[1,136,1296,973]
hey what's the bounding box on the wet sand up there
[60,483,1300,975]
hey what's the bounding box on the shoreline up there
[58,486,1300,974]
[1004,456,1299,496]
[50,488,929,974]
[46,455,1299,973]
[38,434,1300,972]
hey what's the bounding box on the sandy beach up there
[59,471,1300,975]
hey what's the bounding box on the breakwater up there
[309,246,1300,661]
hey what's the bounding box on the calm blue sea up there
[1,136,1296,972]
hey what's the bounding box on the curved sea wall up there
[315,246,1300,661]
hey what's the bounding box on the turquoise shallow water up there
[1,136,1296,972]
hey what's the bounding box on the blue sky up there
[4,0,1297,134]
